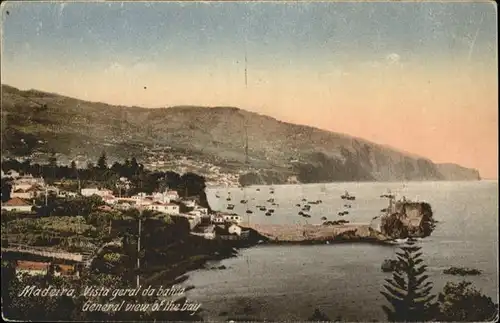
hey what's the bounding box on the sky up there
[1,1,498,179]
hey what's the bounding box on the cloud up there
[104,62,125,75]
[386,53,401,64]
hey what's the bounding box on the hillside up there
[1,85,481,184]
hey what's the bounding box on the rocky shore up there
[242,223,391,244]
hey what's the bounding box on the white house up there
[2,198,33,212]
[164,203,180,215]
[145,202,169,213]
[57,191,78,198]
[166,190,179,201]
[10,186,40,199]
[223,214,241,224]
[11,182,35,192]
[81,188,113,198]
[115,201,134,210]
[152,192,171,204]
[211,215,225,224]
[228,224,242,236]
[15,260,50,277]
[145,202,179,215]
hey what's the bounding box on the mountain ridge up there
[1,84,481,183]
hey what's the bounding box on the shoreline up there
[205,179,487,190]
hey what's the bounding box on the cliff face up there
[436,163,481,181]
[1,85,480,183]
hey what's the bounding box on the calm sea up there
[185,181,498,321]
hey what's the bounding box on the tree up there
[130,157,139,175]
[69,160,77,179]
[48,151,57,168]
[47,151,58,183]
[437,281,498,321]
[97,152,108,170]
[308,308,331,321]
[381,239,437,321]
[1,178,12,202]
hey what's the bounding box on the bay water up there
[185,181,498,321]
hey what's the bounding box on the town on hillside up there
[1,156,249,281]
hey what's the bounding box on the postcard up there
[1,1,498,322]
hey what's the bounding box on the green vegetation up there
[1,211,242,321]
[436,281,498,321]
[2,156,212,211]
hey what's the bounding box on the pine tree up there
[381,238,437,322]
[47,151,57,183]
[97,152,108,170]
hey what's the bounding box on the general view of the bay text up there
[1,1,498,322]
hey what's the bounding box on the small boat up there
[302,213,311,218]
[227,204,235,210]
[268,209,275,213]
[341,191,355,200]
[321,216,327,221]
[298,211,304,216]
[308,201,319,205]
[380,189,395,199]
[302,198,307,202]
[256,188,260,191]
[296,204,301,207]
[343,211,349,215]
[259,207,267,211]
[267,198,275,203]
[215,194,221,198]
[265,212,272,216]
[302,205,311,211]
[246,210,253,214]
[240,199,248,204]
[226,197,232,201]
[344,204,351,208]
[270,190,275,194]
[380,208,388,213]
[271,202,277,206]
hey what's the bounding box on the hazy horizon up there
[1,1,498,178]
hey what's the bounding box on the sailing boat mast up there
[244,50,248,88]
[245,124,249,165]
